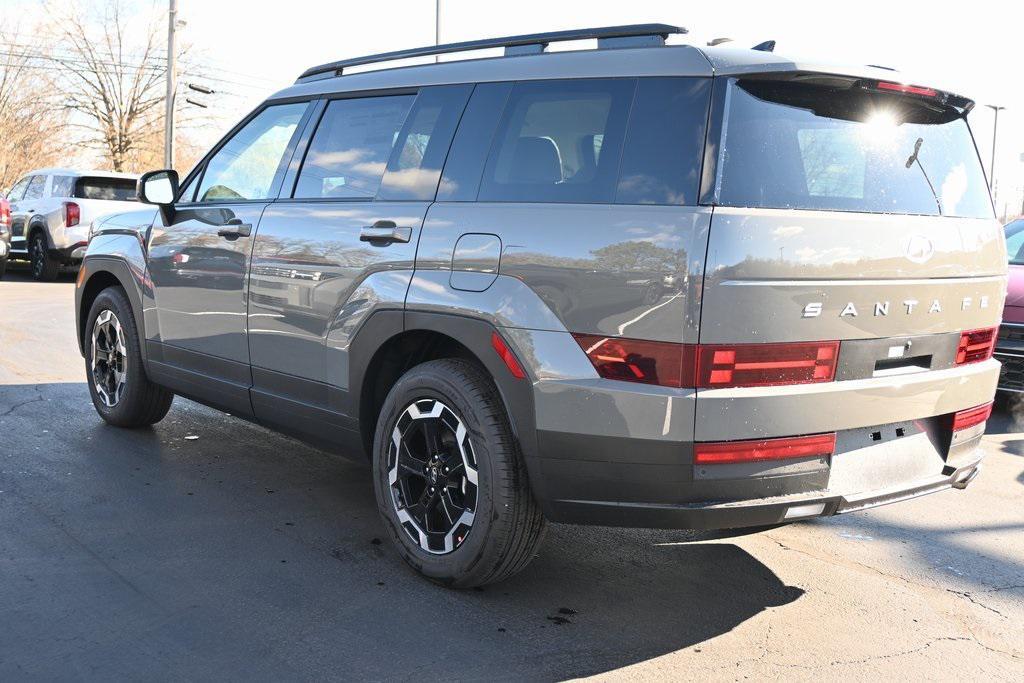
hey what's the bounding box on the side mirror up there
[137,169,179,223]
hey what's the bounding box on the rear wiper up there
[905,137,923,169]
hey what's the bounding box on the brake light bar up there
[694,432,837,465]
[951,402,992,432]
[955,327,996,365]
[572,335,840,389]
[875,81,938,98]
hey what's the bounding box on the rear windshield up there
[75,177,138,201]
[1006,220,1024,265]
[714,78,993,218]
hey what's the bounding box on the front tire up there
[29,232,59,281]
[373,359,546,588]
[85,286,174,427]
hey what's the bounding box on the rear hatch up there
[696,74,1005,445]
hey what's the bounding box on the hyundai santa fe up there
[74,24,1006,587]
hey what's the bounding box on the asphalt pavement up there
[1,268,1022,681]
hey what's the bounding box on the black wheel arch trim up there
[75,256,148,363]
[348,309,547,503]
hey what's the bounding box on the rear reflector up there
[697,341,839,388]
[951,402,992,432]
[694,432,837,465]
[955,327,996,365]
[491,331,526,380]
[875,81,939,98]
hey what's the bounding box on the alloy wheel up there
[388,399,478,554]
[91,309,128,407]
[30,235,45,279]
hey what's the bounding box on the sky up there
[6,0,1024,215]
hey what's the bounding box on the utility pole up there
[435,0,441,61]
[985,104,1005,193]
[164,0,178,169]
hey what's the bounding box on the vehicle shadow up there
[0,382,803,680]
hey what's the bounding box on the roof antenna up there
[752,40,776,52]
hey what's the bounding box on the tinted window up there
[75,177,137,201]
[1006,220,1024,265]
[714,79,993,218]
[198,102,308,202]
[294,95,414,199]
[479,79,634,204]
[616,78,710,205]
[6,176,30,201]
[24,176,46,201]
[438,82,512,202]
[377,85,472,201]
[51,175,74,197]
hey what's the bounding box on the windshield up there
[1005,219,1024,265]
[714,78,993,218]
[75,177,138,201]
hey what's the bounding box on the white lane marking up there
[617,293,683,335]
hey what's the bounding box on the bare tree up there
[0,29,66,190]
[45,0,167,172]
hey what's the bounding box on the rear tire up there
[373,359,546,588]
[29,232,59,281]
[0,258,6,279]
[85,286,174,427]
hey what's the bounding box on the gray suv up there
[75,25,1005,587]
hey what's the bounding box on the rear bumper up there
[544,456,982,529]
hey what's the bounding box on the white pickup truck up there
[4,169,140,280]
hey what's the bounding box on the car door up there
[247,85,471,441]
[10,175,46,255]
[146,101,311,415]
[4,176,29,254]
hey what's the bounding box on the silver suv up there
[74,25,1005,587]
[4,168,139,280]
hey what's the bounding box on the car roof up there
[272,36,970,104]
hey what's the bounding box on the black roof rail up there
[297,23,687,82]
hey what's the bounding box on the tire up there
[85,286,174,427]
[29,231,59,281]
[0,258,6,279]
[373,358,546,588]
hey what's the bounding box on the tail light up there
[571,334,695,388]
[694,432,837,465]
[697,341,839,388]
[951,402,992,432]
[955,327,996,365]
[0,198,10,229]
[572,335,839,389]
[64,202,81,227]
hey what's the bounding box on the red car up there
[996,218,1024,391]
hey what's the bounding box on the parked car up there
[0,194,10,279]
[75,24,1004,587]
[4,169,139,280]
[995,218,1024,392]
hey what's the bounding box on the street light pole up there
[164,0,178,169]
[985,104,1005,193]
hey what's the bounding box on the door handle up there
[217,218,252,240]
[360,220,412,245]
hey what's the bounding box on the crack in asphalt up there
[0,390,45,418]
[946,588,1008,618]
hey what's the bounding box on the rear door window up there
[294,95,415,199]
[713,78,993,218]
[74,177,137,201]
[479,79,634,204]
